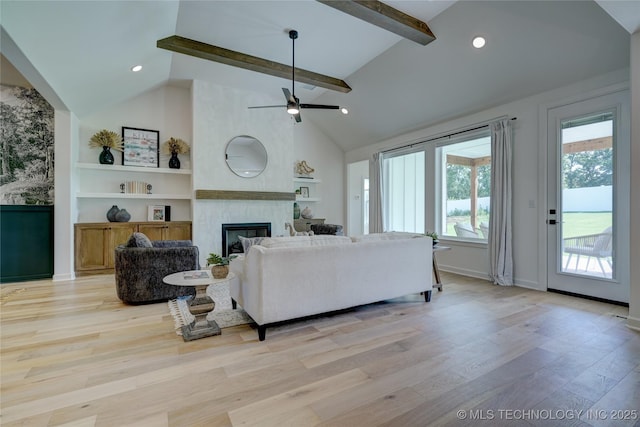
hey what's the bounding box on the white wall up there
[346,68,629,290]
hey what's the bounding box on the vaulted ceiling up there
[1,1,638,152]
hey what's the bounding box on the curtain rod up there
[381,116,517,154]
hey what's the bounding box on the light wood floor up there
[1,273,638,427]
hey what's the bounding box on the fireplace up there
[222,222,271,257]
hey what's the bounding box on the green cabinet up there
[1,205,54,283]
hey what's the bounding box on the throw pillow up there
[125,232,153,248]
[238,236,267,253]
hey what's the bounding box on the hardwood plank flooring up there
[1,273,638,426]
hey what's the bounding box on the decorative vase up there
[211,264,228,279]
[301,206,313,219]
[99,146,114,165]
[293,202,300,219]
[106,205,119,222]
[168,152,180,169]
[114,208,131,222]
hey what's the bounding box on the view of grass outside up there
[445,211,611,239]
[562,211,612,238]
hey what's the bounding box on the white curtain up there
[369,152,384,233]
[489,119,513,286]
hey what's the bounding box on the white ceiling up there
[1,1,636,152]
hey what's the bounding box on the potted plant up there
[207,253,237,279]
[425,231,439,246]
[88,129,123,165]
[162,137,190,169]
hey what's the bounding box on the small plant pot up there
[211,265,229,279]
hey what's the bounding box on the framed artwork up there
[300,186,309,198]
[122,127,159,168]
[148,205,165,222]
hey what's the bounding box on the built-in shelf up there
[76,162,192,175]
[77,192,191,199]
[296,196,321,202]
[293,177,322,183]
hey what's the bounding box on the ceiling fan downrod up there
[287,30,300,115]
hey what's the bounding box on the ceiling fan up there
[248,30,348,123]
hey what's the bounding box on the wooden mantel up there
[195,190,296,201]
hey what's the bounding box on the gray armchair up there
[115,233,199,304]
[310,223,344,236]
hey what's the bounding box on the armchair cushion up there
[115,236,199,304]
[125,232,153,248]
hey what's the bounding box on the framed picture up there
[300,186,309,198]
[122,127,159,168]
[148,205,165,222]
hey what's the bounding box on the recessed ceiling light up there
[341,108,349,115]
[131,65,142,72]
[472,36,486,49]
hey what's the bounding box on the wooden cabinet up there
[74,221,191,275]
[137,222,192,241]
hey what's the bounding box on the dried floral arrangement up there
[162,137,190,155]
[88,129,123,151]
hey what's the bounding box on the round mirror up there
[225,135,268,178]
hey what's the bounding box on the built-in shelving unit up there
[293,177,321,202]
[76,162,192,175]
[76,192,191,199]
[75,161,193,222]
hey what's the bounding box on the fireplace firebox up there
[222,223,271,257]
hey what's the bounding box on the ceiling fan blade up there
[299,104,340,110]
[294,113,302,123]
[282,88,296,103]
[248,105,286,109]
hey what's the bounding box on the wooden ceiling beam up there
[157,35,351,93]
[317,0,436,45]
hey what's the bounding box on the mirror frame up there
[225,135,268,178]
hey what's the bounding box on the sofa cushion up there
[125,232,153,248]
[238,236,267,253]
[258,235,351,249]
[351,232,425,243]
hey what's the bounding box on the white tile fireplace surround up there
[193,199,291,266]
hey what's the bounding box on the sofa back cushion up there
[350,232,425,243]
[258,235,352,249]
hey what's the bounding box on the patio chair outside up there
[563,227,612,275]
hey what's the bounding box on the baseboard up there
[440,265,541,290]
[627,316,640,331]
[513,280,543,291]
[53,272,76,282]
[439,265,489,281]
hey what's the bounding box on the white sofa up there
[229,233,433,341]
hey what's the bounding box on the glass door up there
[546,91,629,303]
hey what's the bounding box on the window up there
[436,130,491,240]
[382,150,425,233]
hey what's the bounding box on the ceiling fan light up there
[341,107,349,115]
[287,101,299,115]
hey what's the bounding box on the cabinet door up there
[75,225,110,270]
[108,224,137,267]
[165,222,192,240]
[137,223,166,241]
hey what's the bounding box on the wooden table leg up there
[181,284,221,341]
[433,256,443,292]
